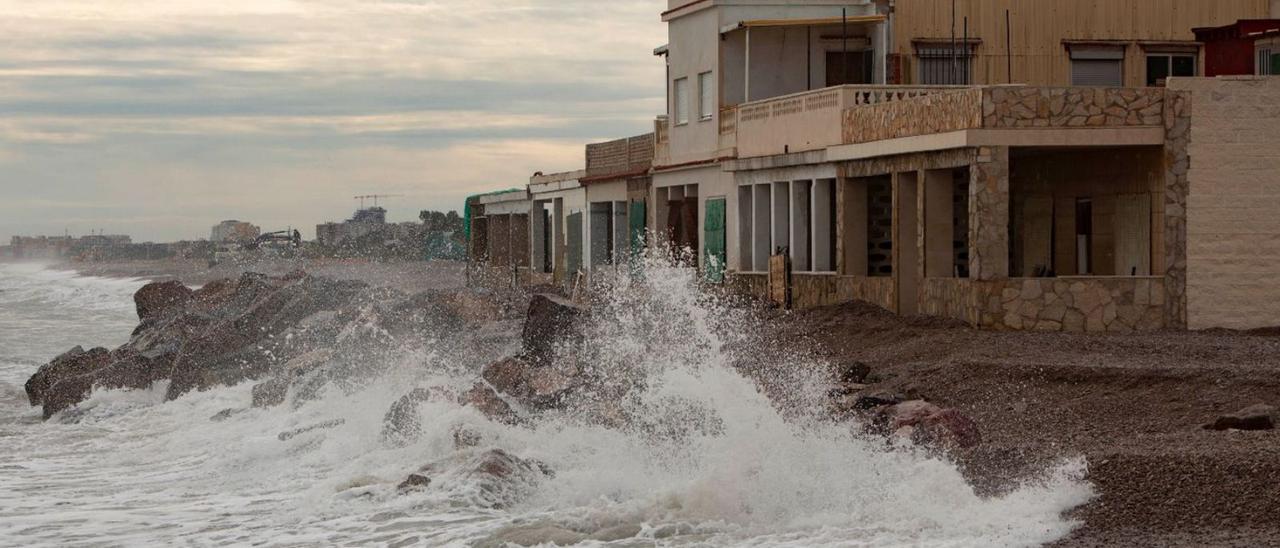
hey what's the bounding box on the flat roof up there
[721,14,886,34]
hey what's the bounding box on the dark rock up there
[24,346,109,406]
[452,425,483,449]
[482,357,533,399]
[397,474,432,491]
[210,408,242,422]
[466,449,553,508]
[381,388,436,445]
[251,377,290,408]
[521,295,585,365]
[134,281,193,322]
[278,418,346,441]
[852,389,907,410]
[464,383,519,425]
[834,361,871,384]
[1206,404,1276,431]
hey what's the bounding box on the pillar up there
[969,146,1010,280]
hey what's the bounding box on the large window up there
[1260,46,1277,76]
[915,42,975,85]
[698,71,713,121]
[673,77,689,125]
[1146,53,1195,86]
[1070,46,1124,87]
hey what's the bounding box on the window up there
[826,50,875,86]
[1260,46,1276,76]
[673,77,689,125]
[915,43,976,85]
[698,71,713,121]
[1069,46,1124,87]
[1146,53,1195,86]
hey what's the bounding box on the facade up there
[1195,19,1280,76]
[462,0,1280,332]
[582,133,655,283]
[890,0,1270,87]
[210,220,260,243]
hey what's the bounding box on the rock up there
[452,425,484,449]
[209,408,240,422]
[834,361,871,384]
[251,377,290,408]
[397,474,432,491]
[134,281,193,322]
[1206,404,1276,431]
[381,388,435,445]
[464,383,519,425]
[466,449,553,508]
[482,357,533,398]
[521,294,585,365]
[24,346,109,406]
[852,389,906,410]
[277,418,346,441]
[874,400,981,450]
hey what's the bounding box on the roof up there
[1193,19,1280,39]
[720,14,886,34]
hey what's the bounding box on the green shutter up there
[1272,53,1280,76]
[704,198,727,283]
[629,200,647,257]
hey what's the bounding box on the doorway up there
[895,172,920,315]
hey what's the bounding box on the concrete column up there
[969,146,1010,281]
[1162,92,1191,328]
[753,184,771,271]
[893,171,921,315]
[923,169,955,278]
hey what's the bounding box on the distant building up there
[210,220,261,243]
[1195,19,1280,76]
[315,207,389,247]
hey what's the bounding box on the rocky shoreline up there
[21,268,1280,546]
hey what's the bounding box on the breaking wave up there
[0,259,1094,546]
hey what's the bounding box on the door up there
[628,200,646,260]
[565,211,583,279]
[826,50,874,86]
[704,198,727,283]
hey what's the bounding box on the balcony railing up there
[732,85,967,158]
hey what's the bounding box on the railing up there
[734,86,964,158]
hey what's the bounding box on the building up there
[582,133,655,283]
[463,0,1280,332]
[889,0,1271,87]
[315,207,388,247]
[210,220,260,243]
[1195,19,1280,76]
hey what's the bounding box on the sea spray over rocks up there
[11,259,1095,546]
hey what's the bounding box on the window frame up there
[1145,52,1196,87]
[697,71,714,122]
[913,41,977,85]
[673,77,690,126]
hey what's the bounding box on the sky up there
[0,0,667,242]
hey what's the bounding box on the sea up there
[0,261,1094,547]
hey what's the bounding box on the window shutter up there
[1072,59,1123,87]
[1272,53,1280,76]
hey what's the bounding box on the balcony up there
[727,85,1172,160]
[730,85,967,158]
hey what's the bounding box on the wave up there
[0,258,1094,547]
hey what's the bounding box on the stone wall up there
[923,277,1166,332]
[729,272,894,311]
[1169,77,1280,330]
[844,88,983,144]
[841,86,1169,145]
[969,146,1009,280]
[983,86,1165,128]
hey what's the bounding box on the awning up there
[720,14,886,34]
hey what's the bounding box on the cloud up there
[0,0,667,242]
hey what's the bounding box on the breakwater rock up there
[25,272,508,419]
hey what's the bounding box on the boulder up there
[464,383,519,425]
[24,346,109,406]
[1206,404,1276,431]
[251,377,290,408]
[397,473,432,491]
[833,361,871,385]
[482,357,533,399]
[381,388,436,445]
[875,400,982,450]
[465,449,553,509]
[134,281,193,322]
[521,295,585,365]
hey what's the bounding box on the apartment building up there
[466,0,1280,332]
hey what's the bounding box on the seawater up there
[0,261,1094,547]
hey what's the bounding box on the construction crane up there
[353,194,404,209]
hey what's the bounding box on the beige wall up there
[892,0,1270,86]
[1170,77,1280,330]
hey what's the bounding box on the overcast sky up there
[0,0,666,242]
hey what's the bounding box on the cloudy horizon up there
[0,0,667,242]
